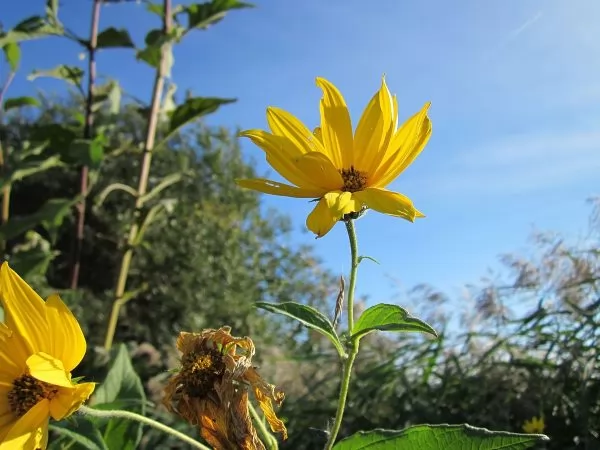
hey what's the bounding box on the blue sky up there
[2,0,599,311]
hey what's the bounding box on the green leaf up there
[2,41,20,71]
[49,418,109,450]
[93,80,121,114]
[3,96,40,111]
[0,154,63,190]
[351,304,438,341]
[9,231,57,279]
[163,96,236,142]
[185,0,253,31]
[28,65,84,87]
[96,27,135,49]
[90,344,146,450]
[256,302,345,357]
[332,424,549,450]
[69,137,105,169]
[0,198,76,242]
[357,255,380,265]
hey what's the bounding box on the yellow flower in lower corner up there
[523,415,545,434]
[0,262,95,449]
[237,76,432,237]
[163,327,287,450]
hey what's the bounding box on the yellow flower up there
[522,415,545,434]
[0,262,95,449]
[163,327,287,450]
[237,77,432,237]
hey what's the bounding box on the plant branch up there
[78,406,211,450]
[69,0,101,289]
[104,0,172,351]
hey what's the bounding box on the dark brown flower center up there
[180,348,226,398]
[340,166,368,192]
[8,374,59,417]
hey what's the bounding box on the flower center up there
[8,374,59,417]
[180,348,226,398]
[340,166,368,192]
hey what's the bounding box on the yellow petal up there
[266,107,324,155]
[26,353,72,388]
[306,191,363,237]
[353,77,394,174]
[0,399,49,450]
[236,178,323,198]
[50,382,95,421]
[0,323,28,379]
[315,77,353,168]
[0,263,49,355]
[295,152,344,191]
[371,102,432,187]
[45,294,86,372]
[0,385,14,429]
[306,198,338,238]
[353,187,423,222]
[313,127,323,145]
[240,129,321,190]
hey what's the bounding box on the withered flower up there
[163,327,287,450]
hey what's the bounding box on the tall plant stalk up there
[0,71,16,253]
[103,0,172,351]
[69,0,102,289]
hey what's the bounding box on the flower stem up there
[78,405,210,450]
[324,219,360,450]
[249,401,278,450]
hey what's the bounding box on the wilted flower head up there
[163,327,287,449]
[0,262,95,449]
[237,76,432,237]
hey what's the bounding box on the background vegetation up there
[1,1,598,449]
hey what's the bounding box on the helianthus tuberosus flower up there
[0,262,95,449]
[163,327,286,450]
[237,76,432,237]
[522,415,545,434]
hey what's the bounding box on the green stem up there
[78,405,210,450]
[324,219,360,450]
[249,401,278,450]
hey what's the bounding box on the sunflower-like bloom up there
[522,415,545,434]
[237,77,432,237]
[163,327,287,450]
[0,262,95,449]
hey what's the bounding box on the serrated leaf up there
[136,42,174,77]
[332,424,549,450]
[163,96,235,143]
[3,41,20,71]
[97,27,135,49]
[0,154,63,189]
[351,304,438,341]
[256,302,345,357]
[28,65,84,87]
[3,96,39,111]
[49,418,109,450]
[185,0,253,31]
[0,198,76,242]
[90,344,146,450]
[69,138,104,169]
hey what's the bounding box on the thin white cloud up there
[414,130,600,196]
